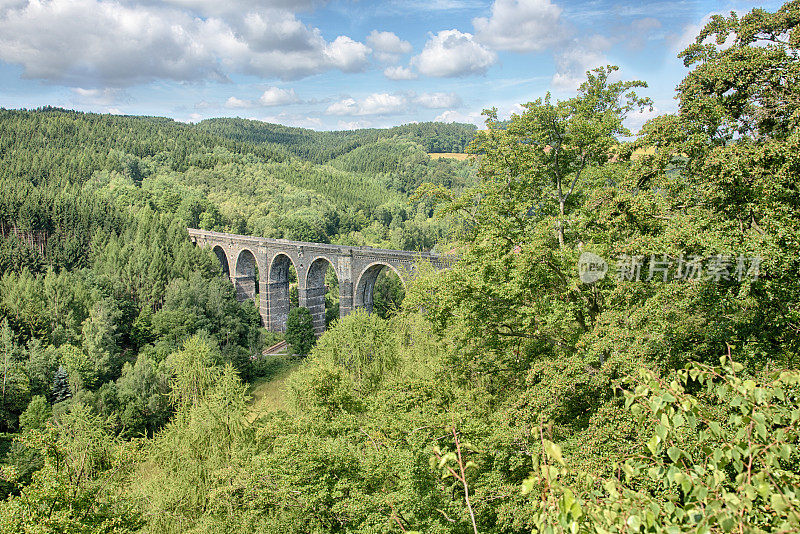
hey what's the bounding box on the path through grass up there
[246,354,302,421]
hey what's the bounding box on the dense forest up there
[2,3,800,533]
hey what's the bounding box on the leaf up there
[771,493,788,513]
[438,451,456,469]
[543,439,565,466]
[647,434,661,455]
[521,475,536,495]
[667,446,682,463]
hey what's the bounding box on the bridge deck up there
[187,228,448,261]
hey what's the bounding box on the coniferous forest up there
[1,4,800,533]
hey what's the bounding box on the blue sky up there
[0,0,785,131]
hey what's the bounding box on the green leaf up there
[543,439,565,466]
[771,493,788,513]
[521,475,536,496]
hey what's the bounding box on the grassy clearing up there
[428,152,470,161]
[246,354,302,421]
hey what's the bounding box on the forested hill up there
[0,107,477,269]
[0,105,474,461]
[2,4,800,532]
[195,117,477,162]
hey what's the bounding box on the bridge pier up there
[187,229,452,335]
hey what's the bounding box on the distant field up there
[428,152,471,161]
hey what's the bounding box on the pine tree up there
[51,365,71,403]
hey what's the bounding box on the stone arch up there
[212,245,230,276]
[354,262,406,314]
[234,248,259,304]
[305,256,338,334]
[267,253,297,332]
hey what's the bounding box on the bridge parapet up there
[187,228,454,334]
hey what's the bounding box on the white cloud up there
[0,0,226,86]
[326,91,463,116]
[259,86,300,106]
[415,92,461,108]
[337,119,373,130]
[434,109,484,126]
[225,96,253,108]
[551,35,612,90]
[326,93,408,116]
[326,98,358,115]
[413,29,496,77]
[672,11,738,55]
[367,30,412,62]
[156,0,323,18]
[323,36,371,72]
[384,65,417,80]
[624,104,667,134]
[473,0,567,52]
[0,0,371,86]
[257,112,322,129]
[223,87,301,108]
[71,87,128,106]
[389,0,484,11]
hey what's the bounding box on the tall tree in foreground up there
[468,65,651,248]
[285,307,315,357]
[415,66,651,388]
[627,0,800,366]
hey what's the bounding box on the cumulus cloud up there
[259,86,300,106]
[71,87,129,106]
[473,0,567,52]
[323,36,372,72]
[671,11,739,55]
[326,91,463,116]
[0,0,226,86]
[0,0,371,86]
[624,104,668,134]
[413,29,496,77]
[156,0,323,18]
[367,30,412,62]
[222,86,301,108]
[383,65,417,80]
[415,92,461,108]
[256,112,323,129]
[225,96,253,108]
[551,35,612,90]
[327,93,408,116]
[337,119,373,130]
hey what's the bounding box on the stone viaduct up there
[188,228,453,334]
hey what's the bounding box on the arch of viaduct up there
[188,228,453,334]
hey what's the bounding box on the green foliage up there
[2,5,800,531]
[285,307,316,357]
[310,308,398,390]
[18,396,51,431]
[50,365,71,404]
[135,360,252,533]
[0,404,143,533]
[523,357,800,533]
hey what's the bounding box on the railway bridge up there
[188,229,453,334]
